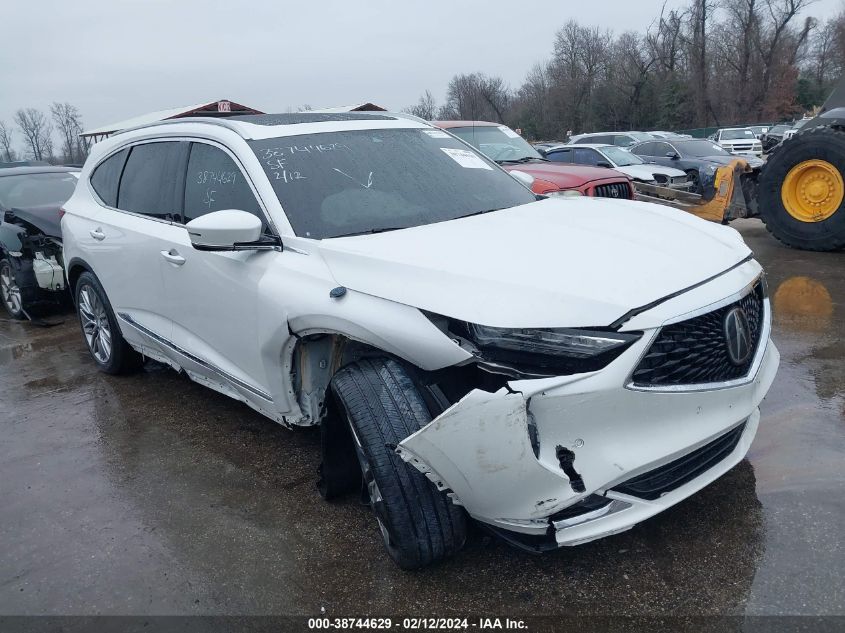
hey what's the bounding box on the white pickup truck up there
[714,128,763,157]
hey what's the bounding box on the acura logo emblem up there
[724,307,752,365]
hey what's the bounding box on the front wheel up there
[329,358,466,570]
[687,169,702,195]
[0,258,25,319]
[75,271,143,374]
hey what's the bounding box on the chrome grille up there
[593,182,632,200]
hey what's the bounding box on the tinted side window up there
[546,149,572,163]
[573,148,601,166]
[576,135,608,145]
[90,148,128,207]
[633,142,656,156]
[653,142,673,156]
[117,142,186,220]
[184,143,264,229]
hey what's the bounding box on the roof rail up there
[112,116,246,138]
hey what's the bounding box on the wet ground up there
[0,220,843,617]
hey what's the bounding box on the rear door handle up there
[89,228,105,241]
[160,249,186,266]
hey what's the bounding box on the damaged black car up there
[0,166,79,319]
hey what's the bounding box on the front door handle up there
[89,228,105,241]
[160,249,186,266]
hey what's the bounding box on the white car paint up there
[62,113,779,551]
[320,199,749,329]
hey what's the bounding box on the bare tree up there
[0,121,15,162]
[15,108,53,162]
[439,0,826,140]
[754,0,816,115]
[51,102,85,164]
[442,73,511,122]
[403,90,438,120]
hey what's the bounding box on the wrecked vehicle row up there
[0,166,78,319]
[54,112,779,569]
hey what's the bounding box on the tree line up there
[0,103,88,165]
[405,0,845,140]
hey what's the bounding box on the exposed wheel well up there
[291,331,508,428]
[66,259,94,300]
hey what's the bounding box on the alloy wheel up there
[78,285,112,364]
[0,262,22,316]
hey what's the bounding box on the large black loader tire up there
[329,358,466,570]
[758,126,845,251]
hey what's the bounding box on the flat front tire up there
[329,358,466,570]
[75,272,143,374]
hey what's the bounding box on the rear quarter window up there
[90,148,128,207]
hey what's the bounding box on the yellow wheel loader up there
[636,81,845,251]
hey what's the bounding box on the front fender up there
[287,289,472,372]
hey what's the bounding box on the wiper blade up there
[456,208,503,219]
[498,156,547,164]
[331,227,403,238]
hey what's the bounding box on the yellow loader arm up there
[634,158,758,224]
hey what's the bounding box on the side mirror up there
[666,152,680,160]
[509,169,535,188]
[596,161,613,169]
[186,209,263,250]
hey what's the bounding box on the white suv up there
[714,128,764,157]
[62,112,779,569]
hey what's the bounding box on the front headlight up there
[456,322,642,375]
[545,189,583,198]
[469,324,638,357]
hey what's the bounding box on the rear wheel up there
[329,357,466,570]
[0,258,25,319]
[759,126,845,251]
[75,272,143,374]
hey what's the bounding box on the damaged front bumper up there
[396,286,779,550]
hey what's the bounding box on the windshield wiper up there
[455,207,504,220]
[497,156,547,164]
[331,227,404,238]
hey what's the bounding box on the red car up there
[433,121,634,199]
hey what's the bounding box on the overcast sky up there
[1,0,843,136]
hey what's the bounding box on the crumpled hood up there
[318,198,751,329]
[3,205,62,238]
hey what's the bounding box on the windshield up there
[628,132,654,142]
[673,140,732,157]
[599,146,644,166]
[249,128,536,239]
[721,129,756,140]
[0,172,78,209]
[447,125,543,162]
[794,119,810,129]
[769,124,790,135]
